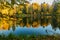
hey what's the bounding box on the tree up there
[41,2,49,13]
[11,0,16,5]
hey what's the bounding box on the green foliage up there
[0,33,60,40]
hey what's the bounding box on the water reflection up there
[0,14,60,30]
[0,14,60,36]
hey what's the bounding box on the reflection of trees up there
[22,17,31,27]
[56,15,60,29]
[12,25,15,31]
[10,18,16,31]
[26,17,31,28]
[19,20,24,27]
[56,3,60,29]
[51,2,60,29]
[32,15,39,27]
[19,16,40,28]
[51,15,58,29]
[0,1,60,31]
[40,2,49,27]
[23,17,27,26]
[1,15,60,30]
[40,18,49,27]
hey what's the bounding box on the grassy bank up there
[0,33,60,40]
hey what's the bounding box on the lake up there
[0,15,60,36]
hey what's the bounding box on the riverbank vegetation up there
[0,33,60,40]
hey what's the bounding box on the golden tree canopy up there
[32,3,39,10]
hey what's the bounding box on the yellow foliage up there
[42,3,48,8]
[19,5,24,9]
[49,6,53,12]
[3,22,9,30]
[43,23,48,27]
[9,20,13,27]
[20,22,24,27]
[1,7,9,15]
[4,2,6,5]
[0,8,1,12]
[42,3,48,10]
[0,20,9,30]
[25,3,30,13]
[18,11,22,14]
[32,21,38,27]
[25,3,30,8]
[26,23,30,28]
[0,21,3,30]
[57,9,60,13]
[9,8,14,16]
[13,6,17,13]
[32,3,39,10]
[1,9,7,15]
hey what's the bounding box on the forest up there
[0,0,60,40]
